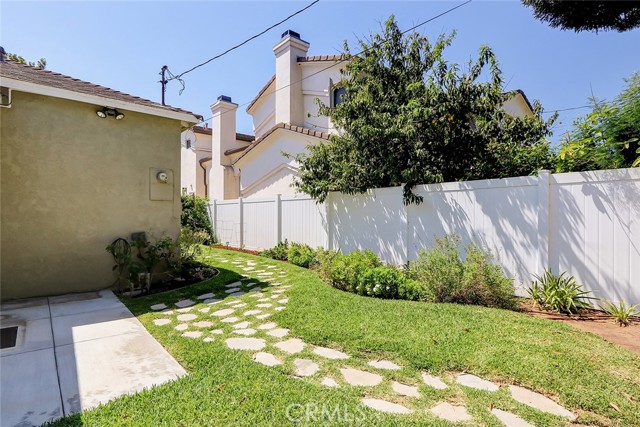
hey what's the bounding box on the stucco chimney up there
[273,30,309,126]
[210,95,237,200]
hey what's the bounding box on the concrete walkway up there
[1,290,186,427]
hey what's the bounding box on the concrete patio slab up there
[49,290,122,317]
[52,306,140,346]
[0,296,50,321]
[0,317,53,357]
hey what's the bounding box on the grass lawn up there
[47,247,640,426]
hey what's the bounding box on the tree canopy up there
[522,0,640,32]
[6,52,47,69]
[292,16,555,205]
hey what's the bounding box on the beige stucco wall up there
[0,91,183,300]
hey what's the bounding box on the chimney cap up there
[217,95,233,102]
[281,30,301,40]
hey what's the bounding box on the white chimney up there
[273,30,309,126]
[210,95,237,200]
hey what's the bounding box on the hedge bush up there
[262,240,289,261]
[181,195,215,244]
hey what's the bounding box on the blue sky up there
[2,1,639,142]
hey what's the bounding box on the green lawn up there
[47,247,640,427]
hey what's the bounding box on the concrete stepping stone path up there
[457,373,499,391]
[362,398,412,415]
[212,308,235,317]
[197,293,215,300]
[256,313,271,319]
[182,331,202,339]
[232,321,251,329]
[422,373,449,391]
[174,324,189,331]
[273,338,305,354]
[392,381,421,398]
[231,303,247,308]
[340,368,382,386]
[267,328,289,338]
[203,337,215,343]
[509,385,576,420]
[314,347,349,360]
[229,291,246,297]
[430,402,473,422]
[211,329,224,335]
[226,337,266,351]
[221,317,239,323]
[256,303,272,308]
[254,352,281,367]
[321,377,339,388]
[225,288,240,294]
[203,298,221,305]
[257,322,277,330]
[275,306,286,312]
[368,360,400,370]
[244,310,262,316]
[150,303,168,311]
[198,307,211,313]
[193,321,214,328]
[491,408,535,427]
[234,328,257,336]
[226,281,242,288]
[176,307,194,313]
[294,359,319,377]
[177,314,197,322]
[175,299,195,308]
[153,318,171,326]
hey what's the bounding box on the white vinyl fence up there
[209,168,640,305]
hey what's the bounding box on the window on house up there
[185,139,192,149]
[333,86,346,107]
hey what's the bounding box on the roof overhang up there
[1,77,202,125]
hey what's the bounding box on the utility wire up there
[542,105,591,114]
[169,0,320,82]
[186,0,473,130]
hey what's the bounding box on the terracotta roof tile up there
[297,54,348,63]
[233,122,329,165]
[192,125,255,142]
[0,60,202,120]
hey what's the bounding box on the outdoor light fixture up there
[96,107,125,120]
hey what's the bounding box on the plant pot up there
[138,272,152,293]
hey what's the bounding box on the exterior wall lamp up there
[96,107,125,120]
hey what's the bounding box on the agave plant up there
[528,269,597,315]
[601,299,638,327]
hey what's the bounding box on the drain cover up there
[0,326,19,349]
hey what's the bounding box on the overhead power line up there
[169,0,320,82]
[541,105,591,114]
[187,0,473,129]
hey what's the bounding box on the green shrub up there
[312,248,338,279]
[398,278,427,301]
[601,299,638,326]
[408,235,516,309]
[262,240,289,261]
[528,269,596,314]
[329,250,382,293]
[360,265,405,298]
[288,243,316,268]
[181,195,214,244]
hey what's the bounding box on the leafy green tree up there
[6,52,47,69]
[181,194,214,243]
[522,1,640,32]
[293,16,555,204]
[556,73,640,172]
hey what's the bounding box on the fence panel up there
[242,197,278,251]
[281,196,328,249]
[213,200,241,248]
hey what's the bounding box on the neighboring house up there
[0,58,201,300]
[197,30,536,200]
[180,123,254,197]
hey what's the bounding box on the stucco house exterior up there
[0,58,201,300]
[188,30,535,201]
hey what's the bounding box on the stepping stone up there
[225,288,240,294]
[430,403,472,422]
[248,287,262,293]
[368,360,400,370]
[275,306,286,311]
[225,300,239,305]
[273,338,305,354]
[314,347,349,360]
[193,321,214,328]
[162,310,174,315]
[256,303,273,308]
[249,292,264,298]
[243,267,255,271]
[221,316,239,323]
[182,331,202,339]
[231,261,242,264]
[392,381,421,398]
[422,373,448,390]
[176,307,194,313]
[203,337,215,343]
[226,337,266,351]
[229,291,246,297]
[257,298,271,302]
[294,359,319,377]
[257,322,277,330]
[231,303,247,308]
[153,318,171,326]
[321,377,339,388]
[232,321,251,329]
[177,314,197,322]
[266,265,276,269]
[197,292,215,300]
[258,272,273,276]
[491,408,535,427]
[254,352,281,367]
[174,324,189,331]
[268,283,281,287]
[212,308,235,317]
[211,329,224,335]
[267,328,289,338]
[198,307,211,313]
[203,298,222,305]
[340,368,382,386]
[278,299,288,304]
[362,398,412,414]
[244,310,262,316]
[151,303,167,311]
[270,295,280,299]
[247,261,256,266]
[457,373,499,391]
[234,328,257,336]
[175,299,195,308]
[509,385,576,420]
[256,313,271,319]
[226,281,242,288]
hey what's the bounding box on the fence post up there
[537,170,551,274]
[276,194,282,244]
[238,197,244,249]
